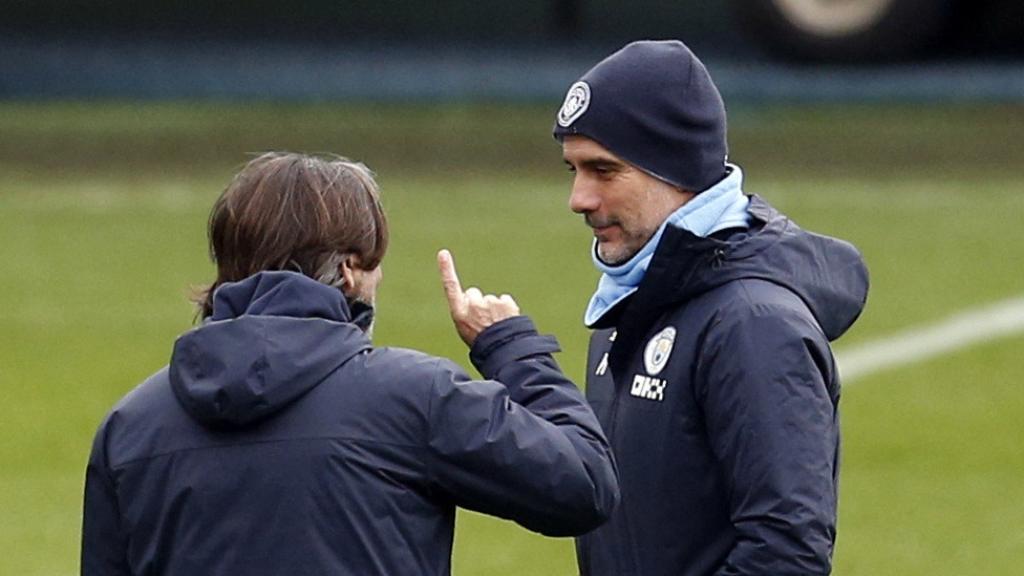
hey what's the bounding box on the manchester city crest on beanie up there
[553,40,728,193]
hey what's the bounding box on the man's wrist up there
[469,316,561,379]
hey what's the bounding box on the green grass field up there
[1,102,1023,575]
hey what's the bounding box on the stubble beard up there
[594,225,649,266]
[588,215,632,265]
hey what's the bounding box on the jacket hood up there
[169,271,372,428]
[641,195,869,341]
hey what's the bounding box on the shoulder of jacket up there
[106,366,174,421]
[360,347,470,388]
[646,280,821,355]
[698,280,825,350]
[97,366,178,461]
[688,278,807,318]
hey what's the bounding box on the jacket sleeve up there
[424,316,619,537]
[696,309,838,576]
[81,415,132,576]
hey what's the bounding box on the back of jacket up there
[82,271,619,576]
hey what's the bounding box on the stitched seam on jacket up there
[112,434,427,470]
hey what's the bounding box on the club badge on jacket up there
[628,326,676,402]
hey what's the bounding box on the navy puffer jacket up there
[576,196,868,576]
[82,271,618,576]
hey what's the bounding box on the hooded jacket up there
[82,271,619,576]
[575,196,869,576]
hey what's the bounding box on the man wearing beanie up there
[555,40,869,575]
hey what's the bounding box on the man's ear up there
[339,257,358,298]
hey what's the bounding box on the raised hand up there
[437,249,520,347]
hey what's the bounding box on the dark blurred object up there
[732,0,1024,62]
[552,0,584,36]
[0,0,735,48]
[2,1,1020,63]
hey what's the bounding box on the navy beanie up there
[553,40,728,193]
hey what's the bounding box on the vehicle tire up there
[732,0,956,63]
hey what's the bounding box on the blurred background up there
[1,1,1023,575]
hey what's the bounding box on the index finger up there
[437,249,464,307]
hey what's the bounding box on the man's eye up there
[566,165,577,173]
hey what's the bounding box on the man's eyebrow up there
[567,157,626,170]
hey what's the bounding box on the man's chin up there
[596,243,633,266]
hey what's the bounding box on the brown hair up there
[194,152,388,318]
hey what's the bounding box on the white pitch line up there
[836,295,1024,383]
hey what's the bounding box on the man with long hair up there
[81,152,618,575]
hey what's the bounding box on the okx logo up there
[630,374,666,402]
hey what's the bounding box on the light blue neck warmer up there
[584,164,751,327]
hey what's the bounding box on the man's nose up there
[569,179,599,214]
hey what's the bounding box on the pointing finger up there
[437,249,464,310]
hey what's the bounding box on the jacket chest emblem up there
[625,327,676,402]
[643,326,676,376]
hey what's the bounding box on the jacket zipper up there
[604,332,643,575]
